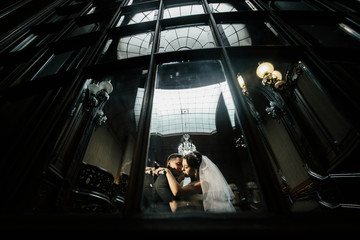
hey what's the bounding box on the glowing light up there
[256,62,274,78]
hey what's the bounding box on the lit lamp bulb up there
[237,74,245,88]
[87,82,100,96]
[96,80,113,102]
[99,80,113,94]
[237,74,248,95]
[256,62,274,78]
[272,70,282,80]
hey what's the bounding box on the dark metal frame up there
[1,0,360,231]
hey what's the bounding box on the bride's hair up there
[184,151,202,169]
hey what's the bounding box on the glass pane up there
[218,24,252,46]
[219,22,287,46]
[272,0,320,11]
[117,32,154,59]
[116,9,158,26]
[66,23,98,38]
[159,25,216,52]
[209,3,238,13]
[86,7,96,15]
[10,34,38,52]
[32,51,74,79]
[209,1,256,12]
[296,62,353,153]
[163,4,205,19]
[142,60,262,214]
[127,0,138,5]
[80,67,147,212]
[296,23,360,47]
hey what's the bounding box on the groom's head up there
[166,153,183,176]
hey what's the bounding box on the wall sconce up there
[256,62,294,92]
[265,101,282,120]
[83,80,113,112]
[237,73,248,96]
[81,79,113,127]
[94,110,108,127]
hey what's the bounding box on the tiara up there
[190,152,201,164]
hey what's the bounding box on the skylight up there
[134,82,235,136]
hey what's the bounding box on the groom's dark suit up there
[153,174,175,203]
[143,171,176,211]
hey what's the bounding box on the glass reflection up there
[81,68,146,212]
[117,32,153,59]
[220,22,287,46]
[209,3,238,13]
[218,24,252,46]
[143,60,262,214]
[163,4,205,19]
[159,25,215,52]
[116,9,158,26]
[209,1,256,12]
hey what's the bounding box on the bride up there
[158,151,236,213]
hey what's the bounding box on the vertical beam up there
[124,0,164,217]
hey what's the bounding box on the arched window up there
[117,32,153,59]
[159,25,215,52]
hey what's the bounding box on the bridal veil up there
[199,155,236,213]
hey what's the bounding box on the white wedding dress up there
[199,156,236,213]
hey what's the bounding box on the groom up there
[143,153,184,211]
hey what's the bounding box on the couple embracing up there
[145,151,236,213]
